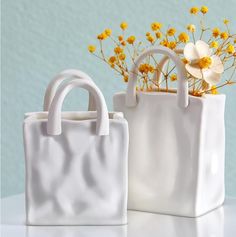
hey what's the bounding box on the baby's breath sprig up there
[88,6,236,95]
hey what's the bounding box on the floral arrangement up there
[88,6,236,96]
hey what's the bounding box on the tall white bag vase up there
[113,46,225,217]
[24,77,129,225]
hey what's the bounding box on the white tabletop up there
[1,194,236,237]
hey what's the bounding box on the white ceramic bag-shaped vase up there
[23,74,129,225]
[113,46,225,217]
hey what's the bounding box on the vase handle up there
[47,79,109,136]
[43,69,96,111]
[126,46,188,108]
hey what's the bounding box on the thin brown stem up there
[200,81,236,95]
[192,32,196,43]
[165,59,170,91]
[166,65,176,76]
[151,55,166,78]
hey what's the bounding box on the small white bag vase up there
[113,46,225,217]
[23,71,129,225]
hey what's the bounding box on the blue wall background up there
[1,0,236,197]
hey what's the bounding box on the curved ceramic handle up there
[126,46,188,108]
[153,49,184,84]
[43,69,96,111]
[47,79,109,136]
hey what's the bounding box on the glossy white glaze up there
[23,77,129,225]
[113,46,226,217]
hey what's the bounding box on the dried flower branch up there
[88,6,236,96]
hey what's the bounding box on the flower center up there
[198,56,212,69]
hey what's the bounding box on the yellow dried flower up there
[212,28,220,38]
[151,22,162,31]
[182,58,189,64]
[155,31,162,39]
[223,19,229,25]
[147,35,155,43]
[104,28,112,36]
[190,7,199,14]
[200,6,208,14]
[123,75,128,83]
[178,32,189,43]
[120,22,128,30]
[227,44,235,54]
[109,56,116,64]
[97,34,102,40]
[139,63,154,74]
[148,65,155,73]
[210,41,219,48]
[118,35,123,41]
[211,85,219,95]
[146,32,151,37]
[97,32,107,40]
[160,39,168,47]
[220,32,229,40]
[114,46,123,54]
[234,39,236,44]
[168,41,177,49]
[127,35,136,44]
[119,53,126,60]
[139,64,148,74]
[170,74,177,81]
[121,41,126,46]
[88,45,96,53]
[187,24,196,33]
[167,28,176,36]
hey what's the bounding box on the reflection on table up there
[1,194,236,237]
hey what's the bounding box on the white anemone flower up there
[184,40,224,85]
